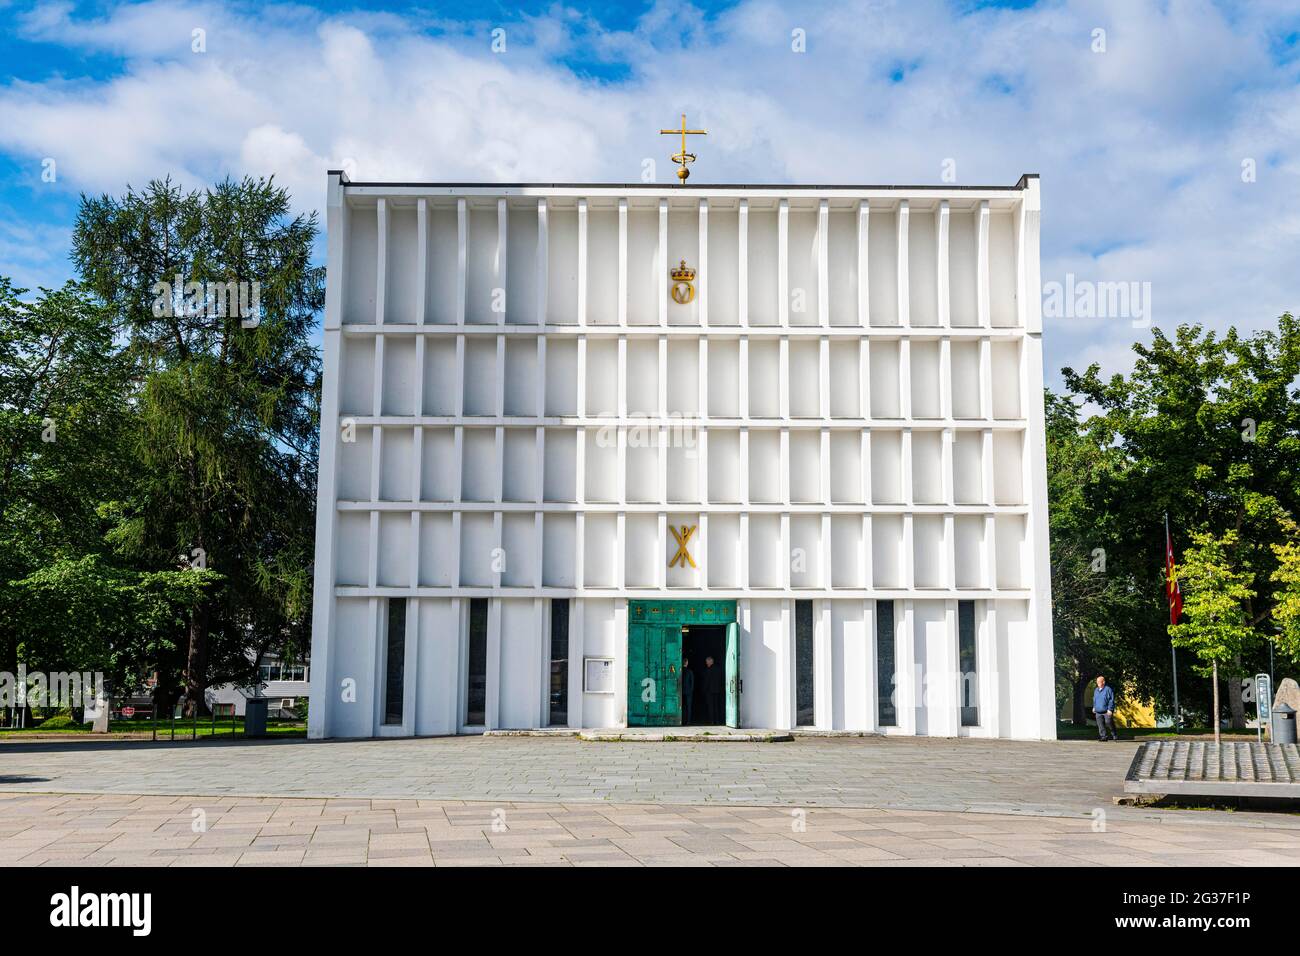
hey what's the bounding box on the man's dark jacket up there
[703,663,723,695]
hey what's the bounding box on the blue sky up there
[2,0,1299,384]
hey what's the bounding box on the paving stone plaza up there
[3,736,1299,866]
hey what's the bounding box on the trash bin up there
[1273,703,1296,745]
[244,697,268,738]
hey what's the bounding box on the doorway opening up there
[626,600,738,729]
[681,624,726,726]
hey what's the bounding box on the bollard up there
[244,697,268,738]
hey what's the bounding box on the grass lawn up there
[0,717,306,738]
[1056,721,1259,741]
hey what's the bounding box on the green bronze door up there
[725,621,740,728]
[627,601,736,728]
[627,623,681,727]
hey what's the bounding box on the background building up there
[308,171,1054,740]
[207,652,310,719]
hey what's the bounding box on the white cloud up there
[17,0,230,59]
[0,0,1297,382]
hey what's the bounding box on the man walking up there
[1093,675,1118,741]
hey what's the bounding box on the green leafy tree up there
[1063,318,1300,726]
[9,554,219,704]
[1168,530,1257,742]
[72,176,323,714]
[1046,391,1149,723]
[1270,516,1300,662]
[0,279,134,706]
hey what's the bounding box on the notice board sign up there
[584,657,615,695]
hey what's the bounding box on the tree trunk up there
[1227,672,1246,730]
[182,609,209,718]
[1072,676,1089,726]
[1212,660,1220,745]
[1227,651,1246,730]
[2,636,14,728]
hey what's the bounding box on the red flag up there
[1165,523,1183,625]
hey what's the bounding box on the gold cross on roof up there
[659,113,707,183]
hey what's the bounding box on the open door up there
[628,624,681,727]
[725,621,740,728]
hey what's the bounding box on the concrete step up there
[580,727,792,742]
[484,726,793,742]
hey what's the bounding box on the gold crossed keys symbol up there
[669,524,698,569]
[659,113,706,182]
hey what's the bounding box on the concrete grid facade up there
[307,172,1055,740]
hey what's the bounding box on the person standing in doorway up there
[1093,675,1118,741]
[681,657,695,725]
[703,655,723,725]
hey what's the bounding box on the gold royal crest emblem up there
[670,259,696,305]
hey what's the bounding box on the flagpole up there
[1166,512,1181,733]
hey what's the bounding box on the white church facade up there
[307,171,1056,740]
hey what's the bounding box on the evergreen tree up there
[72,177,323,714]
